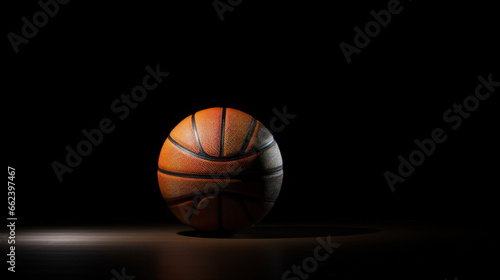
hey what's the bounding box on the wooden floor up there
[10,223,496,280]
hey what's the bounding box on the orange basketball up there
[157,107,283,232]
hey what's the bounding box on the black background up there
[5,0,499,230]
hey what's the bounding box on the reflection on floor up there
[9,223,496,280]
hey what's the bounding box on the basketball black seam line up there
[165,191,276,206]
[255,138,275,151]
[240,118,257,153]
[237,196,256,225]
[220,107,226,157]
[191,113,207,156]
[158,165,283,180]
[185,195,200,225]
[166,135,276,162]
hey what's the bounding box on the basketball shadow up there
[177,225,380,239]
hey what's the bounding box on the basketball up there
[157,107,283,232]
